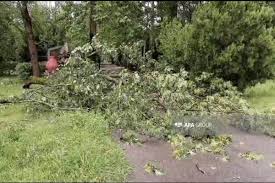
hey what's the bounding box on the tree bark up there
[89,1,97,41]
[19,1,40,77]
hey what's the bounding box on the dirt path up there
[117,126,275,182]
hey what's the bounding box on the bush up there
[159,2,275,89]
[39,64,46,74]
[15,62,47,80]
[15,63,32,80]
[0,61,18,76]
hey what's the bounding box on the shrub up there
[39,64,46,74]
[0,61,17,76]
[15,63,32,80]
[159,2,275,89]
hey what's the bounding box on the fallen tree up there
[22,42,250,138]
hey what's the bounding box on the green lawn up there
[0,77,131,181]
[0,76,22,99]
[245,79,275,113]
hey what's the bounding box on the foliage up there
[157,1,178,21]
[15,63,32,80]
[32,1,90,50]
[0,1,92,77]
[239,151,264,161]
[158,18,188,69]
[0,105,131,181]
[95,1,145,47]
[177,1,203,22]
[15,62,46,80]
[23,60,114,111]
[159,2,275,89]
[72,40,158,71]
[71,40,117,64]
[32,4,57,48]
[0,2,26,70]
[117,41,158,70]
[120,130,140,144]
[61,2,90,48]
[144,161,165,176]
[24,43,249,138]
[169,134,232,159]
[104,70,248,137]
[0,61,18,76]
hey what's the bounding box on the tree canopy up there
[0,1,274,89]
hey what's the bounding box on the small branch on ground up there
[195,163,206,175]
[0,99,13,104]
[99,74,119,84]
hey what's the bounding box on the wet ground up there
[115,126,275,182]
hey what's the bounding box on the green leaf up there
[239,152,264,161]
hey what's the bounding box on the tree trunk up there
[19,1,40,77]
[89,1,97,41]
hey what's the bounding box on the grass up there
[230,79,275,137]
[0,77,131,181]
[245,79,275,113]
[0,76,23,99]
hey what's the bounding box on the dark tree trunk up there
[19,1,40,77]
[89,1,97,41]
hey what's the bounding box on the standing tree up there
[159,2,275,89]
[18,1,40,77]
